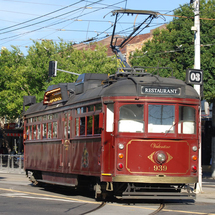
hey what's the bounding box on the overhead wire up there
[0,0,126,48]
[36,0,125,44]
[0,0,104,42]
[2,0,214,53]
[0,0,89,34]
[1,0,64,7]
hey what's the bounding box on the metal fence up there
[0,154,24,174]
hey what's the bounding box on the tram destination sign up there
[141,86,181,95]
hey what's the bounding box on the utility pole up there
[191,0,202,193]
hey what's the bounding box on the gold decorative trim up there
[112,175,197,184]
[166,152,173,163]
[147,152,156,164]
[126,139,190,174]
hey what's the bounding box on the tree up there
[130,0,215,177]
[0,40,117,120]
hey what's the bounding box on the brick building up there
[74,24,166,64]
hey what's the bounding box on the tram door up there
[60,111,71,172]
[102,103,115,175]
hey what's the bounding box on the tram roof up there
[24,72,199,116]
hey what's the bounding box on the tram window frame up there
[178,106,196,134]
[53,121,58,138]
[106,104,114,132]
[33,124,37,140]
[118,104,144,133]
[37,124,41,140]
[64,112,68,139]
[148,104,175,134]
[42,123,47,139]
[75,103,102,136]
[25,125,29,140]
[48,122,52,139]
[25,113,59,140]
[63,111,72,139]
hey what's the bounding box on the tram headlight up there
[118,143,124,150]
[154,151,167,164]
[192,146,198,152]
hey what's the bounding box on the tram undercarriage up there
[27,170,196,200]
[94,182,196,200]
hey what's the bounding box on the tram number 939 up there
[154,165,167,171]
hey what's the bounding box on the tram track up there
[148,203,165,215]
[80,201,106,215]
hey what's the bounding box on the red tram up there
[23,69,200,199]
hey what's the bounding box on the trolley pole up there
[192,0,202,193]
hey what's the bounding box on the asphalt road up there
[0,173,215,215]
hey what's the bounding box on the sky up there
[0,0,190,55]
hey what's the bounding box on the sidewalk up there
[196,172,215,203]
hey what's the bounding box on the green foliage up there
[0,40,117,120]
[130,0,215,103]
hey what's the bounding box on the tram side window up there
[68,113,71,139]
[76,118,79,136]
[80,117,85,135]
[53,122,58,138]
[43,123,47,139]
[87,116,93,135]
[29,126,32,140]
[37,124,41,139]
[179,106,196,134]
[148,105,175,133]
[119,104,144,133]
[106,104,114,132]
[64,113,67,139]
[25,126,29,140]
[48,123,52,139]
[33,125,36,140]
[94,115,101,134]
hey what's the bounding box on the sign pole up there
[192,0,202,193]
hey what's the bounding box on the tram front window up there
[119,104,144,133]
[179,106,196,134]
[148,105,175,133]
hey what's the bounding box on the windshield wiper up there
[165,122,176,135]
